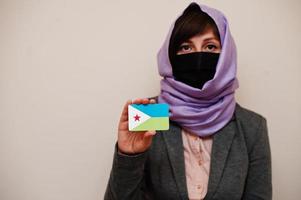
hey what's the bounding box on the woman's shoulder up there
[234,102,268,150]
[234,102,267,125]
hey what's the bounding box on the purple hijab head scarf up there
[157,3,239,137]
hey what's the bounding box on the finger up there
[119,99,132,122]
[132,98,143,104]
[118,121,128,130]
[143,130,156,138]
[128,130,144,134]
[133,98,149,105]
[142,98,149,104]
[149,99,156,104]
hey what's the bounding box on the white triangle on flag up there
[128,105,151,130]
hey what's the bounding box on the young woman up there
[105,2,272,200]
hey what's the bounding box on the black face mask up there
[172,52,220,89]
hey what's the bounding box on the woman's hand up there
[117,98,157,155]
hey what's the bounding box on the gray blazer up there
[104,102,272,200]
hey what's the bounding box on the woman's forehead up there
[183,29,221,44]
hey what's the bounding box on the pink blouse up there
[182,129,213,200]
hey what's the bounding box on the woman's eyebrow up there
[183,37,219,44]
[182,40,193,44]
[203,37,219,42]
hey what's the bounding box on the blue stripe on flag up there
[131,103,169,117]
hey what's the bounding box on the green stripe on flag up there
[132,117,169,131]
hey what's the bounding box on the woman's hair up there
[168,3,221,66]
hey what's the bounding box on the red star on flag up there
[134,114,141,121]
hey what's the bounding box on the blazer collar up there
[162,107,237,200]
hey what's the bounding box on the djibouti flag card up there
[128,103,169,131]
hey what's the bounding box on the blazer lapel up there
[204,117,236,200]
[162,121,189,200]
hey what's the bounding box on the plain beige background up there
[0,0,300,199]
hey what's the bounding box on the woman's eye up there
[205,44,217,52]
[179,45,191,52]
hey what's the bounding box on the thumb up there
[143,131,156,139]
